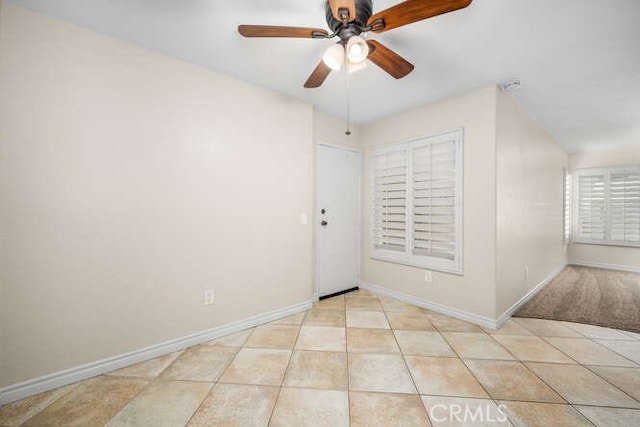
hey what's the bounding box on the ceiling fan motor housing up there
[326,0,373,42]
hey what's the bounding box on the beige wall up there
[361,86,498,319]
[495,89,568,317]
[0,4,314,387]
[313,110,362,152]
[568,147,640,269]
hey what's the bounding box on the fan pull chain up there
[346,72,352,136]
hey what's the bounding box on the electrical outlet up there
[424,271,433,283]
[204,289,215,305]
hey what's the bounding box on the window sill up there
[571,240,640,249]
[370,254,464,276]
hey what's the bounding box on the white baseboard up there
[359,282,499,330]
[569,259,640,274]
[494,264,566,327]
[361,264,566,331]
[0,300,312,406]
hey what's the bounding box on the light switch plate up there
[204,289,215,305]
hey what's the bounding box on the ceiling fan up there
[238,0,472,88]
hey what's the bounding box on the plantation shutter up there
[564,170,572,243]
[371,128,463,273]
[609,168,640,245]
[411,140,457,260]
[576,171,607,242]
[373,147,407,252]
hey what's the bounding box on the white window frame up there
[563,168,571,244]
[574,165,640,247]
[371,129,464,274]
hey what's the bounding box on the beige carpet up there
[514,266,640,333]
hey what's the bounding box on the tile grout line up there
[506,335,640,412]
[475,330,578,409]
[101,375,162,426]
[3,379,83,426]
[344,295,353,426]
[180,382,216,427]
[380,305,434,424]
[180,342,248,426]
[265,307,309,426]
[433,313,605,424]
[579,365,640,406]
[512,317,589,338]
[187,317,299,426]
[455,346,599,427]
[588,338,640,367]
[484,323,637,417]
[561,321,640,341]
[152,348,188,379]
[538,335,639,369]
[434,326,514,421]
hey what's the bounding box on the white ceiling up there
[8,0,640,153]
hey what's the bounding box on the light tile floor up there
[1,289,639,426]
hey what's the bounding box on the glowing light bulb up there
[322,44,345,71]
[346,36,369,64]
[350,43,363,57]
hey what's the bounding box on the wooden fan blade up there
[238,25,328,38]
[367,40,414,79]
[304,61,332,88]
[329,0,357,22]
[368,0,472,33]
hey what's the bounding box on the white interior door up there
[317,144,361,297]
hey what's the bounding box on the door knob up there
[321,220,328,227]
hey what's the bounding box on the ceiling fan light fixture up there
[240,0,475,88]
[322,43,345,71]
[346,35,369,64]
